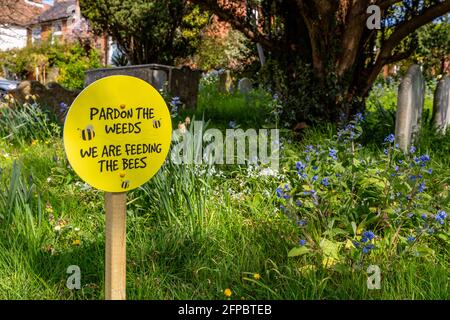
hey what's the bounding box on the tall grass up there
[0,103,60,145]
[0,83,448,300]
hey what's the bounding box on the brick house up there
[0,0,49,51]
[27,0,111,65]
[0,0,112,65]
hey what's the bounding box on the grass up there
[0,83,449,300]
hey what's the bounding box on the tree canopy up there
[79,0,208,65]
[191,0,450,123]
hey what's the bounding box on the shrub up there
[276,114,449,268]
[0,41,102,90]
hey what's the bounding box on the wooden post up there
[105,192,127,300]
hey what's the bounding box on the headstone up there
[218,70,233,93]
[85,64,202,108]
[432,76,450,133]
[395,64,425,152]
[171,66,202,109]
[238,77,253,94]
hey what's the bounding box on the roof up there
[0,0,49,27]
[36,0,77,23]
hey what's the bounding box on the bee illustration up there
[152,119,161,129]
[81,125,95,141]
[121,180,130,189]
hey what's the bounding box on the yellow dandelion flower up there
[253,273,261,280]
[224,288,232,297]
[31,140,38,146]
[72,239,81,246]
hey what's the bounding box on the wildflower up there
[253,273,261,280]
[354,112,364,122]
[419,154,430,167]
[329,149,338,161]
[407,213,414,218]
[296,219,307,226]
[409,146,416,154]
[305,145,314,153]
[72,239,81,246]
[312,166,318,171]
[170,96,181,106]
[421,214,427,220]
[295,200,302,207]
[384,134,395,143]
[46,203,54,214]
[296,161,306,173]
[362,244,375,254]
[407,236,415,243]
[276,187,283,198]
[59,102,68,113]
[312,175,318,182]
[395,166,399,172]
[178,123,187,134]
[418,182,426,193]
[224,288,232,297]
[228,120,237,129]
[427,169,433,174]
[321,177,330,187]
[361,230,375,243]
[54,225,61,232]
[383,149,389,155]
[435,210,447,225]
[299,239,306,246]
[31,140,38,146]
[352,241,360,248]
[284,184,289,191]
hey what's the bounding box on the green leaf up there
[413,245,435,258]
[320,238,340,259]
[351,221,357,235]
[288,246,310,257]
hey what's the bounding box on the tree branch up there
[191,0,274,50]
[362,0,450,95]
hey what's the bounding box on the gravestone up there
[218,70,233,93]
[238,77,253,94]
[85,64,202,108]
[432,76,450,133]
[395,64,425,152]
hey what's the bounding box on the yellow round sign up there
[63,75,172,192]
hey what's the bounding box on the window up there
[32,26,41,44]
[51,21,63,44]
[53,21,62,36]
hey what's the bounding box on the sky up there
[43,0,54,4]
